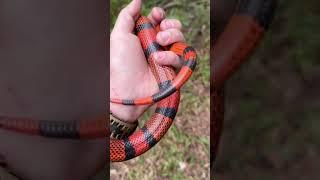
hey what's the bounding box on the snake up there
[110,16,197,162]
[110,20,196,105]
[0,116,106,139]
[0,15,196,162]
[211,0,277,164]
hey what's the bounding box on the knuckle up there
[165,19,182,29]
[172,29,183,39]
[153,7,161,12]
[175,20,182,29]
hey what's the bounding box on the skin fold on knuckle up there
[170,29,184,43]
[161,19,182,30]
[169,19,182,29]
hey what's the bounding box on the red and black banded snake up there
[110,16,197,162]
[110,18,197,106]
[0,15,196,162]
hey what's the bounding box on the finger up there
[156,29,185,46]
[160,19,182,30]
[113,0,142,33]
[147,7,165,25]
[153,51,184,69]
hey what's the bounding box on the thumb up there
[113,0,142,33]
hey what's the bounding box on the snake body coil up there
[110,16,197,162]
[0,16,197,163]
[110,17,196,105]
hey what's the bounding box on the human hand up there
[110,0,185,122]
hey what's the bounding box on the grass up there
[110,0,210,179]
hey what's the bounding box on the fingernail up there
[154,52,165,61]
[160,32,170,42]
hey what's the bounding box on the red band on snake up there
[110,16,196,162]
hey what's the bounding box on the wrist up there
[110,103,141,123]
[110,71,159,123]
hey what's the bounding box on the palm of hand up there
[110,33,158,99]
[110,32,158,121]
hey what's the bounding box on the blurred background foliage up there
[110,0,210,179]
[214,0,320,179]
